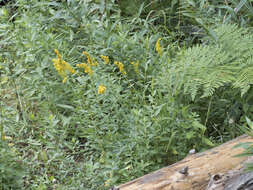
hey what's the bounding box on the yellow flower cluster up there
[52,49,75,83]
[100,55,109,64]
[82,51,98,66]
[76,63,93,75]
[77,51,99,75]
[114,61,126,75]
[156,38,163,56]
[52,49,144,94]
[77,51,138,76]
[98,85,106,94]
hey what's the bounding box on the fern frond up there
[167,24,253,100]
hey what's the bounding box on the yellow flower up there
[130,61,139,74]
[82,51,91,63]
[82,51,98,66]
[83,64,93,75]
[62,77,67,83]
[63,61,75,74]
[52,49,76,82]
[54,49,61,58]
[98,85,106,94]
[92,61,98,66]
[114,61,126,75]
[100,55,109,64]
[77,63,93,75]
[156,38,163,56]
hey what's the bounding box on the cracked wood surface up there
[116,135,253,190]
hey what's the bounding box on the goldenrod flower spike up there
[98,85,106,94]
[77,63,93,75]
[82,51,89,57]
[114,61,126,75]
[82,51,92,65]
[54,49,59,55]
[82,51,98,67]
[52,49,76,82]
[54,49,61,59]
[84,64,93,75]
[100,55,109,64]
[92,61,98,66]
[156,38,163,56]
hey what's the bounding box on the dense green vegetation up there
[1,0,253,189]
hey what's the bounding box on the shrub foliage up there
[1,0,253,189]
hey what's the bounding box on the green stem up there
[205,96,213,127]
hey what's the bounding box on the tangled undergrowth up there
[1,0,252,189]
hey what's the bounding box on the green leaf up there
[56,104,75,110]
[246,117,253,130]
[202,137,215,146]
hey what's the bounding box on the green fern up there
[167,24,253,100]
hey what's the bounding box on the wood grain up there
[116,135,253,190]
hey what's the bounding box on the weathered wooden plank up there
[116,135,253,190]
